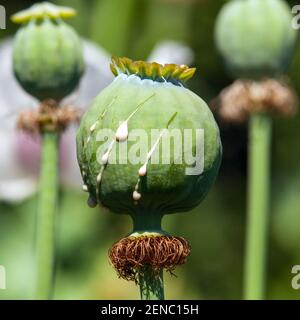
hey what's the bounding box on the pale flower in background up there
[148,40,194,66]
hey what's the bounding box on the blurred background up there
[0,0,299,299]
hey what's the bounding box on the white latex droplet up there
[138,164,147,177]
[101,152,109,165]
[90,121,98,132]
[133,190,141,201]
[115,121,128,142]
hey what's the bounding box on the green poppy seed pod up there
[12,2,84,101]
[76,57,222,235]
[215,0,297,79]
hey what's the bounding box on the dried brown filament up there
[214,79,298,123]
[17,99,82,133]
[108,235,191,283]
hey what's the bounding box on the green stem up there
[130,212,163,234]
[35,132,59,299]
[131,212,165,300]
[139,267,164,300]
[244,114,272,300]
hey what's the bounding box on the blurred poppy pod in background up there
[12,2,84,101]
[215,0,297,79]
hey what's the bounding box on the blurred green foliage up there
[0,0,300,299]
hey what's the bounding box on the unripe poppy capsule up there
[77,57,222,231]
[77,57,222,284]
[215,0,297,79]
[12,2,84,101]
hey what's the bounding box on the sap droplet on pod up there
[87,195,97,208]
[138,164,147,176]
[116,121,128,142]
[96,172,102,183]
[90,121,98,133]
[133,190,141,201]
[101,152,109,165]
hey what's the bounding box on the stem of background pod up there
[244,113,271,300]
[11,2,84,300]
[35,132,59,299]
[139,267,164,300]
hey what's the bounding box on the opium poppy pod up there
[76,57,222,282]
[12,2,84,101]
[215,0,297,79]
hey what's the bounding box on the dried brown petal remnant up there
[215,79,298,123]
[17,99,82,133]
[109,235,191,282]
